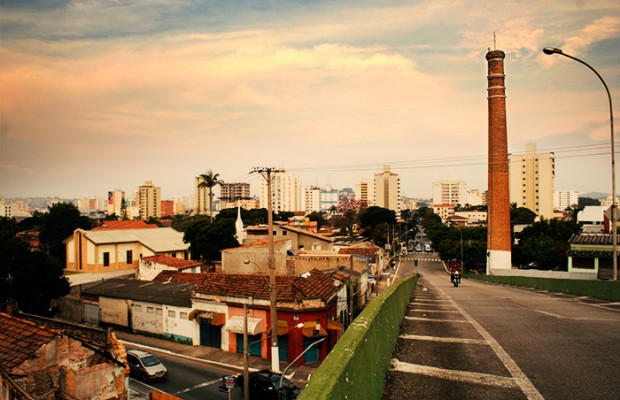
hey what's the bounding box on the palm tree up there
[198,170,224,220]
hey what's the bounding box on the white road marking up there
[404,316,469,323]
[409,308,461,313]
[174,378,221,395]
[391,359,519,389]
[399,334,487,345]
[434,288,545,400]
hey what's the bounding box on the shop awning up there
[277,320,289,336]
[327,320,343,331]
[188,310,226,325]
[302,321,328,338]
[225,316,264,335]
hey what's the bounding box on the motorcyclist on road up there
[449,260,462,283]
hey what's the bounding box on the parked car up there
[126,349,167,381]
[229,369,301,399]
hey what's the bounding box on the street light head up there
[243,259,251,265]
[295,322,304,329]
[543,47,563,55]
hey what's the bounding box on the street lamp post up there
[278,337,326,400]
[542,47,617,281]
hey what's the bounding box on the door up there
[278,335,289,361]
[236,333,261,356]
[303,336,320,363]
[199,322,222,348]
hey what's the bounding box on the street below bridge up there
[383,255,620,400]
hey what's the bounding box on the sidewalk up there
[116,331,318,385]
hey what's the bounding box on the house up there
[92,220,158,230]
[153,269,342,365]
[138,254,203,280]
[0,312,127,400]
[568,233,618,279]
[578,206,607,233]
[245,221,334,252]
[64,227,190,273]
[81,278,196,341]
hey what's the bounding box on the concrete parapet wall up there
[490,268,598,280]
[299,274,419,400]
[468,273,620,301]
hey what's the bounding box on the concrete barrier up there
[298,274,419,400]
[467,273,620,301]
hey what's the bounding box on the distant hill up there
[581,192,608,200]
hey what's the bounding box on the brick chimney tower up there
[486,49,512,272]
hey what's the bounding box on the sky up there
[1,0,619,202]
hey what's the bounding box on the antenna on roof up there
[493,31,497,50]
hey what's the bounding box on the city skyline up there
[1,1,618,200]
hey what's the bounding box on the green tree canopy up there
[183,217,239,263]
[39,202,93,265]
[510,206,537,225]
[359,206,396,247]
[306,211,329,229]
[0,217,70,315]
[197,170,224,220]
[513,218,581,270]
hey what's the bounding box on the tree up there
[359,206,396,247]
[331,198,367,236]
[184,217,239,263]
[513,218,581,270]
[306,211,329,229]
[197,170,224,220]
[510,205,537,225]
[39,202,93,265]
[0,217,70,315]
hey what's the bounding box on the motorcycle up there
[452,270,461,287]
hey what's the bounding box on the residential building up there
[454,210,487,226]
[138,254,203,280]
[244,221,334,252]
[64,226,190,272]
[554,189,579,210]
[509,143,555,220]
[355,179,373,206]
[195,176,212,215]
[0,312,127,399]
[106,189,125,217]
[77,196,106,214]
[374,165,400,216]
[260,171,301,212]
[578,206,607,233]
[220,182,251,209]
[432,178,467,206]
[0,199,10,218]
[466,189,486,206]
[138,180,161,220]
[567,233,617,280]
[320,186,339,213]
[432,204,456,223]
[303,186,322,213]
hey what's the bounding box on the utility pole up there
[251,167,285,371]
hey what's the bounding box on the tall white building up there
[554,189,579,210]
[320,186,339,213]
[138,180,161,220]
[355,179,373,206]
[107,189,125,217]
[260,171,301,212]
[374,165,400,216]
[303,186,321,213]
[509,143,555,219]
[466,189,486,206]
[432,179,467,206]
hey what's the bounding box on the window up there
[282,231,287,236]
[156,308,163,316]
[171,253,176,258]
[168,310,176,318]
[147,307,154,314]
[134,304,142,312]
[180,312,188,319]
[126,250,133,264]
[103,252,110,267]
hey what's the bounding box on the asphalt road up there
[384,255,620,400]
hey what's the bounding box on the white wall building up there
[509,143,555,220]
[320,186,339,213]
[554,189,579,210]
[303,186,321,213]
[432,179,467,206]
[260,171,301,212]
[374,165,400,217]
[355,179,373,206]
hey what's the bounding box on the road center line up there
[404,316,469,323]
[432,285,545,400]
[174,378,221,394]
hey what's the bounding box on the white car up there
[127,349,167,381]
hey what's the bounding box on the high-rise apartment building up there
[138,180,161,220]
[220,182,251,209]
[107,190,125,217]
[303,186,321,213]
[373,165,400,216]
[195,176,211,215]
[355,179,373,206]
[432,179,468,206]
[509,143,555,219]
[260,171,300,212]
[320,186,339,213]
[554,189,579,210]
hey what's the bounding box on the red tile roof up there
[0,312,58,370]
[142,255,203,270]
[153,269,337,304]
[92,220,158,231]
